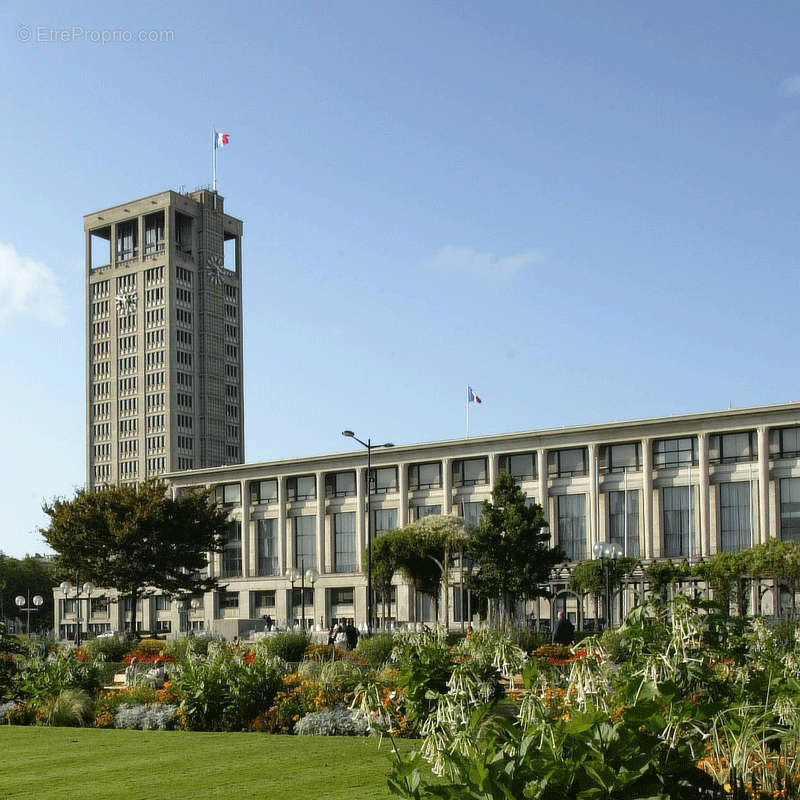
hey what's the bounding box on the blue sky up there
[1,1,800,558]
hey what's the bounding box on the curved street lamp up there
[59,580,95,645]
[341,430,394,635]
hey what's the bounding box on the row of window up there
[214,477,800,578]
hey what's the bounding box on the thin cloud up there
[0,241,64,325]
[428,246,543,278]
[781,75,800,96]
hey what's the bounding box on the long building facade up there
[55,402,800,640]
[85,189,244,488]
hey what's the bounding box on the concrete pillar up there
[642,438,654,559]
[538,449,548,517]
[355,467,366,561]
[698,433,710,558]
[758,427,770,543]
[316,471,326,572]
[241,480,251,578]
[398,464,408,526]
[488,453,498,490]
[442,457,453,514]
[588,443,598,554]
[278,477,287,575]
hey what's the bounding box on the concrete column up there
[277,477,287,575]
[698,433,710,558]
[642,438,654,559]
[588,443,598,555]
[442,457,453,514]
[241,480,251,578]
[355,467,366,561]
[538,449,548,515]
[316,471,326,572]
[398,464,409,526]
[488,453,498,490]
[758,427,770,543]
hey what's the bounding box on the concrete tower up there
[85,189,244,487]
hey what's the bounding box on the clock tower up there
[84,189,244,488]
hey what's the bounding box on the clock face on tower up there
[206,255,225,285]
[115,290,137,315]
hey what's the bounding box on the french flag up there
[216,132,230,148]
[468,386,482,404]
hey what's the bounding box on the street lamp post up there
[59,579,95,646]
[342,430,393,636]
[305,567,319,631]
[285,566,300,628]
[14,590,44,636]
[592,541,623,630]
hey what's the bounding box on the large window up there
[608,490,639,556]
[557,494,586,561]
[257,518,278,575]
[221,521,242,577]
[370,467,398,494]
[334,512,357,572]
[293,515,316,569]
[780,478,800,542]
[287,475,316,501]
[408,462,442,490]
[773,427,800,459]
[253,590,275,609]
[214,483,241,506]
[498,452,536,482]
[662,486,694,557]
[654,438,697,468]
[461,500,483,527]
[603,443,641,474]
[452,457,488,487]
[251,479,278,504]
[330,587,354,606]
[373,508,397,537]
[710,432,757,464]
[219,591,239,610]
[326,471,356,498]
[416,504,442,519]
[719,482,751,552]
[549,448,587,478]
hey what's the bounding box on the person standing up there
[552,611,574,645]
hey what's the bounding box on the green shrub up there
[175,649,287,731]
[19,651,102,701]
[354,633,395,669]
[597,628,626,662]
[256,632,309,663]
[85,635,131,663]
[297,660,323,681]
[162,634,214,661]
[39,688,93,727]
[318,659,364,693]
[509,627,549,654]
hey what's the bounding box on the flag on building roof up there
[468,386,482,403]
[216,132,230,148]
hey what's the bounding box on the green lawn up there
[0,727,408,799]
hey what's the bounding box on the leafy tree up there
[569,556,638,624]
[366,515,467,625]
[465,471,563,625]
[0,553,56,633]
[643,560,691,607]
[691,550,749,616]
[748,538,800,616]
[41,482,229,634]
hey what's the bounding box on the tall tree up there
[0,553,56,633]
[41,482,229,634]
[366,515,467,625]
[465,471,563,625]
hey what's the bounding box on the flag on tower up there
[216,132,230,148]
[468,386,482,404]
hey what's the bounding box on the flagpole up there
[212,128,217,191]
[466,387,470,439]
